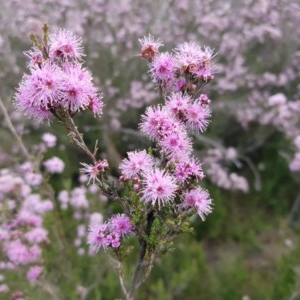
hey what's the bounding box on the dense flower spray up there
[12,27,216,300]
[14,25,103,123]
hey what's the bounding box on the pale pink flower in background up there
[43,157,65,174]
[58,190,69,210]
[24,228,48,244]
[268,93,287,106]
[294,136,300,150]
[290,153,300,172]
[70,187,89,209]
[26,266,43,283]
[89,213,103,227]
[24,172,43,186]
[0,284,9,293]
[42,133,57,148]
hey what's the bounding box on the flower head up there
[185,101,211,132]
[49,29,84,60]
[43,157,65,174]
[141,168,177,208]
[181,188,212,220]
[109,214,133,237]
[80,159,109,185]
[150,52,176,82]
[139,34,163,59]
[119,150,154,179]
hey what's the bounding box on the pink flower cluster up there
[0,168,52,291]
[118,37,214,220]
[88,214,133,251]
[140,36,215,94]
[14,29,103,122]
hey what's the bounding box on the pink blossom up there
[174,158,204,183]
[119,150,153,179]
[150,52,176,82]
[87,223,110,252]
[0,284,9,293]
[61,63,97,112]
[43,156,65,174]
[58,190,69,210]
[70,187,89,209]
[49,29,84,60]
[166,93,191,116]
[24,172,43,186]
[139,34,163,59]
[80,159,109,184]
[159,130,192,161]
[109,214,133,237]
[5,240,41,265]
[42,133,57,148]
[140,106,178,140]
[185,101,211,132]
[24,228,48,244]
[141,168,177,208]
[26,266,43,283]
[182,188,213,221]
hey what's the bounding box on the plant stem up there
[0,97,31,160]
[62,111,96,163]
[129,211,155,299]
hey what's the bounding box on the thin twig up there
[0,97,31,160]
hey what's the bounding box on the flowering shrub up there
[2,25,217,299]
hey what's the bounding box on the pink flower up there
[0,284,9,293]
[185,101,211,132]
[182,188,213,220]
[16,63,64,109]
[5,240,41,265]
[80,159,109,185]
[166,93,191,116]
[27,266,43,283]
[140,106,178,140]
[43,156,65,174]
[159,130,192,161]
[24,172,43,186]
[24,46,43,67]
[87,223,110,252]
[70,187,89,209]
[174,41,203,73]
[141,168,177,208]
[24,228,48,244]
[42,133,57,148]
[174,158,204,183]
[139,34,163,59]
[119,150,153,179]
[89,96,104,116]
[109,214,133,237]
[150,52,176,82]
[61,63,97,112]
[49,29,84,60]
